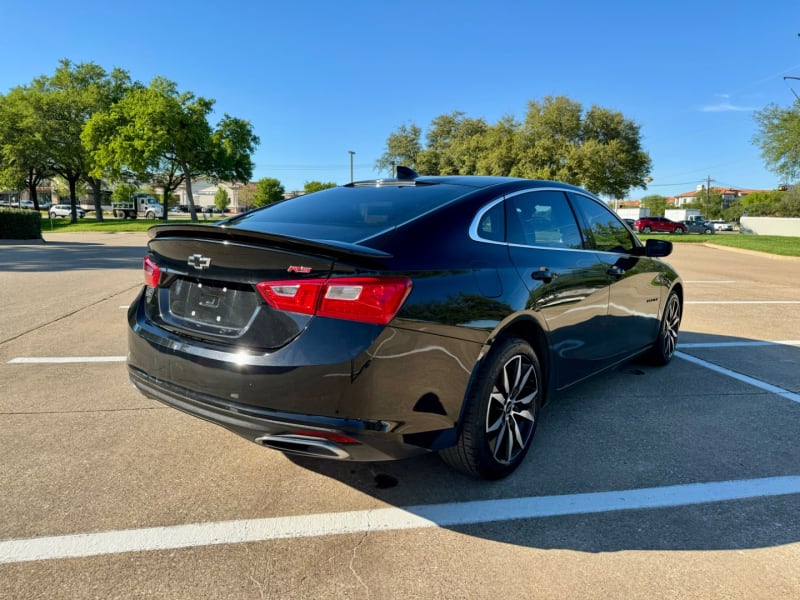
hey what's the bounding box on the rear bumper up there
[129,365,429,461]
[127,287,480,461]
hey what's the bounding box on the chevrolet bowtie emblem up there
[188,254,211,270]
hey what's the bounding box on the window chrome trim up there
[469,187,601,254]
[468,195,506,245]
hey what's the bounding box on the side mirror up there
[644,238,673,258]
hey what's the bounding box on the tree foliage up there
[376,96,652,199]
[734,189,800,218]
[640,194,668,216]
[1,60,132,221]
[375,123,422,176]
[83,76,259,221]
[303,181,337,193]
[214,187,230,212]
[753,100,800,184]
[0,86,52,209]
[253,177,285,207]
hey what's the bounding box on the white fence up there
[739,216,800,237]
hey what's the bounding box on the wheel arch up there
[482,314,552,404]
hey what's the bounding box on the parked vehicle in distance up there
[680,219,715,234]
[710,219,734,231]
[19,200,35,209]
[623,218,636,229]
[127,169,683,480]
[664,208,705,224]
[49,204,86,218]
[112,194,164,220]
[634,216,687,234]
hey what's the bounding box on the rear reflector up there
[291,430,361,445]
[256,276,412,325]
[143,256,161,288]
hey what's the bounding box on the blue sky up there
[2,1,799,198]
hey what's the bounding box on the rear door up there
[503,189,612,388]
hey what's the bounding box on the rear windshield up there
[226,183,468,243]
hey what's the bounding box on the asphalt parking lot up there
[1,233,798,599]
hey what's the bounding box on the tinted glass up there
[227,183,469,243]
[568,192,636,253]
[506,190,583,249]
[475,201,505,242]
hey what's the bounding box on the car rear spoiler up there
[147,223,393,261]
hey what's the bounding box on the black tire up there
[643,290,681,366]
[703,227,712,234]
[675,226,686,234]
[440,337,542,479]
[642,226,652,233]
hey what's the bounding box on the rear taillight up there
[143,256,161,288]
[256,276,412,325]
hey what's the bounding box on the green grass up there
[640,233,800,257]
[41,213,224,233]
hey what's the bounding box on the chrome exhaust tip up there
[254,434,352,459]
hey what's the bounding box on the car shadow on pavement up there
[286,332,800,552]
[0,241,146,272]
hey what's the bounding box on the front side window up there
[568,193,636,253]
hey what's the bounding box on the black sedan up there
[128,169,682,479]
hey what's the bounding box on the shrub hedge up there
[0,209,42,240]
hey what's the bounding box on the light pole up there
[348,150,355,183]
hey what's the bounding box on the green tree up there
[476,115,522,176]
[237,183,256,212]
[640,194,668,216]
[304,181,337,193]
[253,177,285,207]
[753,100,800,184]
[379,96,651,198]
[416,111,489,175]
[110,181,138,203]
[17,60,133,222]
[375,123,422,176]
[214,187,230,212]
[83,76,258,222]
[0,87,52,210]
[577,105,652,199]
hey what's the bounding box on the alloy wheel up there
[661,293,681,359]
[485,354,538,465]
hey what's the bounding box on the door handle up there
[607,266,625,278]
[531,268,553,283]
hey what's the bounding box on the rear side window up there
[506,190,583,249]
[476,201,505,242]
[569,193,636,253]
[227,184,468,243]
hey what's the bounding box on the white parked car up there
[49,204,86,218]
[709,219,733,231]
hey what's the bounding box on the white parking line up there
[680,341,800,349]
[685,301,800,305]
[676,351,800,404]
[1,476,798,565]
[8,357,126,364]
